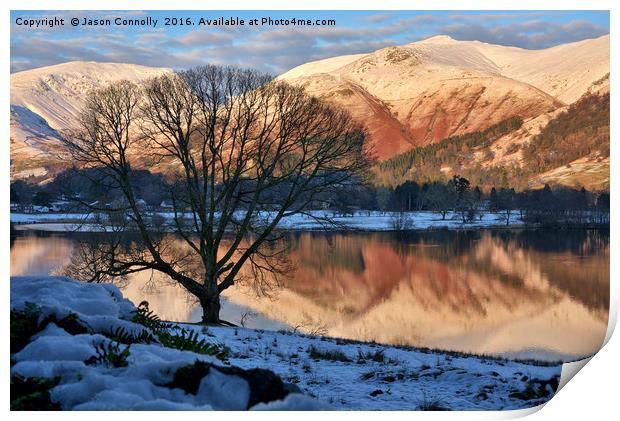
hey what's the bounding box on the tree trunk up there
[200,293,221,324]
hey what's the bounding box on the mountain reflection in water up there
[10,229,609,361]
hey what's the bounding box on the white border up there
[3,1,617,420]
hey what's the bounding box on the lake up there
[10,227,609,362]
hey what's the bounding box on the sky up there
[10,10,610,74]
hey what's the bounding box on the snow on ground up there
[11,276,561,411]
[11,212,96,223]
[275,210,521,230]
[11,276,322,410]
[11,210,522,232]
[195,327,561,410]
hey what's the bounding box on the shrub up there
[10,302,42,353]
[158,328,229,360]
[104,326,155,345]
[131,301,170,331]
[307,345,352,362]
[509,377,559,401]
[11,304,89,354]
[357,349,386,363]
[505,143,520,155]
[10,375,61,410]
[131,301,229,360]
[360,371,375,380]
[86,341,130,368]
[417,394,449,411]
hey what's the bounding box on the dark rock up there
[476,392,488,400]
[216,364,290,408]
[52,313,89,336]
[167,360,291,409]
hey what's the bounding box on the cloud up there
[10,11,610,74]
[446,11,560,23]
[142,30,235,49]
[439,20,609,49]
[11,33,194,72]
[361,13,396,23]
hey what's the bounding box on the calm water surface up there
[10,228,609,362]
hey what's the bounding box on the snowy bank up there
[11,210,523,232]
[11,276,563,410]
[10,276,322,410]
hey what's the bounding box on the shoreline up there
[11,276,565,410]
[11,210,526,233]
[10,221,608,234]
[11,218,607,366]
[181,320,571,367]
[10,210,608,233]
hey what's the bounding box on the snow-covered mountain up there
[10,34,609,182]
[278,34,609,160]
[465,34,610,103]
[10,62,170,180]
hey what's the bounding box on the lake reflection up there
[10,228,609,361]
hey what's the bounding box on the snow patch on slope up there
[11,61,170,130]
[10,62,171,181]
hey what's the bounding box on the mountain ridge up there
[10,35,609,188]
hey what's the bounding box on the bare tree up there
[497,188,518,226]
[424,183,455,220]
[389,211,414,232]
[61,65,369,323]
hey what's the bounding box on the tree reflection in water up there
[11,228,609,361]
